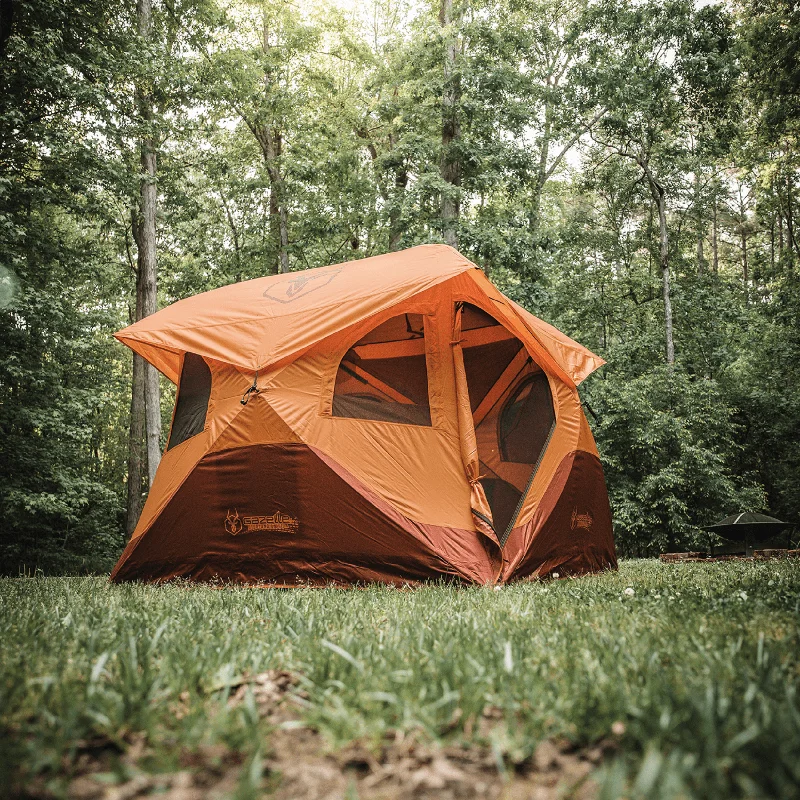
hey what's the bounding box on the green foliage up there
[0,0,132,573]
[590,366,763,556]
[1,562,799,798]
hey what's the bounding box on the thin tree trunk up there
[254,17,289,274]
[389,166,408,251]
[787,173,797,266]
[712,198,719,273]
[770,218,775,271]
[275,153,289,274]
[218,186,242,281]
[651,180,674,365]
[388,133,408,250]
[265,134,287,274]
[695,173,705,274]
[268,182,279,273]
[126,351,146,536]
[697,236,704,274]
[741,227,748,285]
[528,99,552,240]
[265,130,288,274]
[439,0,460,248]
[136,0,161,487]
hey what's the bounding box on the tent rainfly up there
[111,245,617,586]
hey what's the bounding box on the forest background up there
[1,0,798,575]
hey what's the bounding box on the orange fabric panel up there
[466,270,605,386]
[301,417,471,529]
[314,448,496,584]
[116,341,183,384]
[577,405,601,457]
[255,340,470,528]
[114,245,475,379]
[207,394,302,452]
[509,304,604,386]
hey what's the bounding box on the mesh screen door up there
[460,303,555,540]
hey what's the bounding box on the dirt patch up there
[67,766,241,800]
[16,672,612,799]
[267,727,608,800]
[57,730,609,800]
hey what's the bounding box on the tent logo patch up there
[224,509,243,535]
[225,508,298,535]
[571,508,593,531]
[262,267,343,304]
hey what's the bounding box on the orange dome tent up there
[111,245,616,586]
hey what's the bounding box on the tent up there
[110,245,616,586]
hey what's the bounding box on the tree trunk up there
[389,165,408,251]
[770,218,775,271]
[136,0,161,488]
[266,133,289,274]
[218,186,242,281]
[697,235,704,274]
[266,131,287,274]
[787,173,797,266]
[651,180,674,365]
[528,99,552,241]
[741,227,748,286]
[126,351,145,536]
[439,0,460,248]
[694,171,705,274]
[712,198,719,273]
[257,17,289,274]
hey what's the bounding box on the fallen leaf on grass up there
[217,670,304,719]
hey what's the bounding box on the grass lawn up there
[1,559,798,799]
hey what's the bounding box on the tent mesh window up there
[333,313,432,426]
[167,353,212,450]
[499,373,555,464]
[461,304,524,411]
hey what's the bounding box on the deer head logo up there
[224,509,243,535]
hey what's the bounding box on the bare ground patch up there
[16,670,614,800]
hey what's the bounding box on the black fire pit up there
[702,512,791,554]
